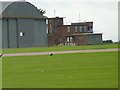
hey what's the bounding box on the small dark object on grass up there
[0,54,3,57]
[50,53,53,56]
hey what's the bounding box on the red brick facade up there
[47,17,102,46]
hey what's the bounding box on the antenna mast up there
[79,13,80,22]
[54,9,56,17]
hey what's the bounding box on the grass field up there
[3,43,118,54]
[2,51,118,88]
[0,58,2,89]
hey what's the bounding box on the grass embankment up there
[3,44,118,54]
[3,52,118,88]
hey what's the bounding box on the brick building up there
[47,17,102,46]
[47,17,63,46]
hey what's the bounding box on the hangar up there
[0,1,48,48]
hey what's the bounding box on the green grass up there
[0,58,2,89]
[2,52,118,88]
[3,43,118,54]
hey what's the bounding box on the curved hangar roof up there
[1,2,46,19]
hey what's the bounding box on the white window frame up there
[70,37,73,42]
[67,37,70,42]
[20,32,24,37]
[46,25,48,34]
[46,19,48,24]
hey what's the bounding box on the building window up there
[70,37,73,42]
[67,37,73,42]
[90,26,93,32]
[67,26,70,32]
[74,26,78,32]
[80,26,82,32]
[84,26,87,32]
[88,25,93,32]
[20,32,24,36]
[67,37,70,42]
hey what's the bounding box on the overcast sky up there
[0,0,119,42]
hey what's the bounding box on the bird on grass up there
[0,54,3,57]
[50,53,53,56]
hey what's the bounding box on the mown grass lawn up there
[3,43,118,54]
[0,58,2,89]
[2,51,118,88]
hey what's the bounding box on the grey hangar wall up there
[1,2,48,48]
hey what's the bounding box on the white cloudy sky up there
[0,0,119,42]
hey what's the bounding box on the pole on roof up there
[54,9,56,17]
[79,13,80,22]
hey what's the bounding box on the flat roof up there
[66,33,102,36]
[48,17,65,19]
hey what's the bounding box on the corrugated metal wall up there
[2,18,47,48]
[34,19,48,47]
[2,2,48,48]
[87,34,102,45]
[2,19,8,48]
[0,19,2,49]
[8,19,17,48]
[18,19,34,48]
